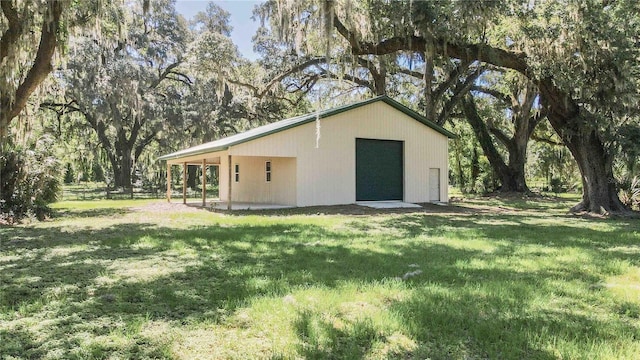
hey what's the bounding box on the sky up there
[175,0,264,60]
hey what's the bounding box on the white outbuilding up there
[158,96,454,209]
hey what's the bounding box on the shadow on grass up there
[389,287,625,359]
[4,221,432,357]
[53,206,132,219]
[207,202,485,217]
[293,310,382,360]
[2,207,639,358]
[379,213,640,261]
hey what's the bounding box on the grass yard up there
[1,195,639,359]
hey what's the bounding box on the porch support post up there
[182,162,187,204]
[227,155,232,210]
[202,159,207,207]
[166,163,171,203]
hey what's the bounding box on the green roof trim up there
[158,95,456,162]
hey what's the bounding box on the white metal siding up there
[230,102,449,206]
[221,156,296,205]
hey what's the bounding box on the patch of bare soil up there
[131,199,544,217]
[130,202,206,213]
[215,202,486,217]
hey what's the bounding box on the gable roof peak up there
[158,96,455,162]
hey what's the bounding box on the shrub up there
[619,176,640,211]
[64,163,75,184]
[0,135,62,222]
[550,177,565,193]
[91,161,105,182]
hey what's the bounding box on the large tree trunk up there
[506,104,534,193]
[496,113,532,193]
[549,113,624,213]
[453,138,466,191]
[110,158,132,190]
[0,1,63,138]
[110,138,134,190]
[187,165,197,190]
[505,138,529,193]
[113,153,133,190]
[462,94,529,193]
[540,80,626,214]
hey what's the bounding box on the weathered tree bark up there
[540,80,626,213]
[187,165,198,189]
[111,139,133,189]
[422,40,435,121]
[333,15,627,213]
[0,1,64,138]
[466,82,542,193]
[470,146,480,192]
[106,120,156,190]
[462,94,528,192]
[452,138,466,191]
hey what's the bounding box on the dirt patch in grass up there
[128,200,487,217]
[205,202,490,217]
[203,200,568,218]
[130,202,208,214]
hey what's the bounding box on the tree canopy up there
[256,0,640,214]
[1,0,639,216]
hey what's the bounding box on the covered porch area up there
[164,150,297,210]
[165,151,224,208]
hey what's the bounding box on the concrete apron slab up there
[356,201,422,209]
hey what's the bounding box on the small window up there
[265,161,272,182]
[234,164,239,182]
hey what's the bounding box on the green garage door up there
[356,138,404,201]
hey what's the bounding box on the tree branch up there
[150,61,188,88]
[531,133,564,146]
[263,57,328,94]
[488,124,513,148]
[333,14,529,76]
[355,57,379,78]
[0,0,22,63]
[396,67,424,80]
[436,66,484,125]
[433,60,472,100]
[355,56,386,94]
[1,0,63,135]
[315,68,375,93]
[518,82,538,123]
[470,85,511,105]
[230,57,327,99]
[528,110,547,137]
[40,100,83,115]
[134,131,158,161]
[462,93,510,174]
[164,72,193,86]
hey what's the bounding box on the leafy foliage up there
[4,0,640,215]
[46,0,191,189]
[448,120,495,194]
[0,136,61,222]
[619,176,640,211]
[262,0,640,213]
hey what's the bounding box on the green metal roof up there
[158,95,456,161]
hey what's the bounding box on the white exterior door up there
[429,168,440,202]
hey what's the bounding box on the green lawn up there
[1,196,639,359]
